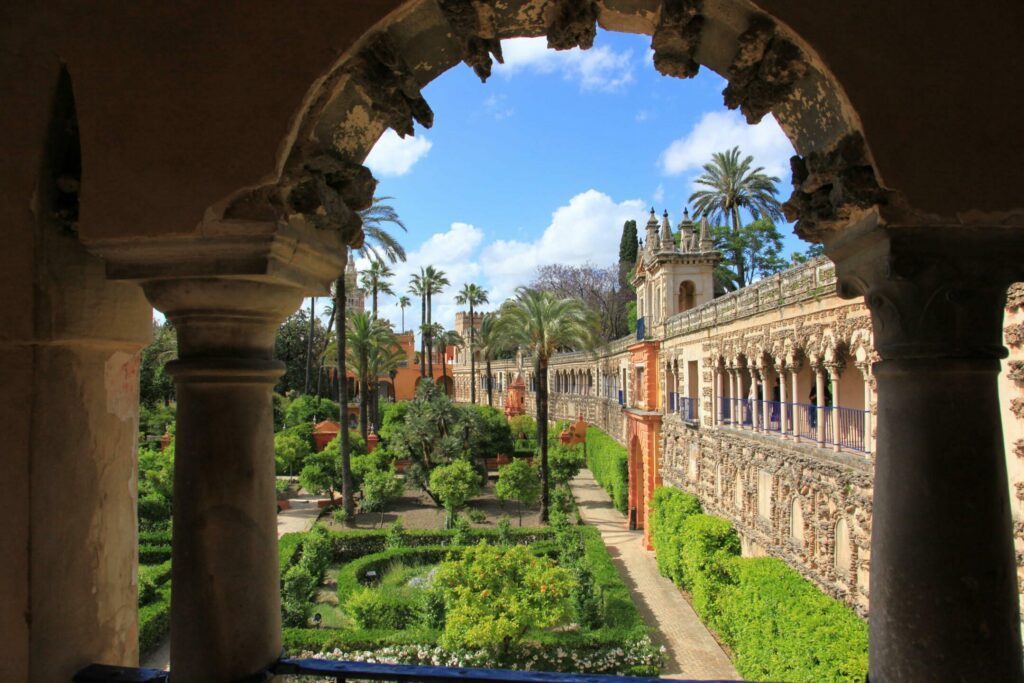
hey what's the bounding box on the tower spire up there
[644,207,660,253]
[659,209,675,252]
[698,214,714,251]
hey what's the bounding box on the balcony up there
[718,398,870,454]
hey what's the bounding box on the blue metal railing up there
[717,398,868,453]
[618,389,624,406]
[679,396,698,422]
[636,316,645,340]
[75,659,732,683]
[668,392,676,411]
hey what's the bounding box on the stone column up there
[715,367,723,425]
[814,364,826,445]
[859,363,874,453]
[778,365,790,437]
[828,364,842,451]
[142,278,303,681]
[791,365,801,442]
[831,225,1024,682]
[92,214,347,683]
[748,367,760,431]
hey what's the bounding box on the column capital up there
[829,224,1024,361]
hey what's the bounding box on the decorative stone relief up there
[1007,283,1024,312]
[1014,439,1024,459]
[546,0,598,51]
[347,32,434,139]
[651,0,704,79]
[783,133,888,242]
[1006,323,1024,348]
[438,0,504,82]
[1009,361,1024,383]
[1012,398,1024,421]
[721,15,807,125]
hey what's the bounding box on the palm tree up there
[498,288,597,521]
[476,313,509,408]
[455,283,489,404]
[333,196,406,519]
[304,297,316,394]
[346,312,401,442]
[688,146,783,288]
[409,273,426,378]
[422,266,450,378]
[368,335,406,428]
[360,260,395,319]
[397,295,411,332]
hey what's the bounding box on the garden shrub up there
[507,414,536,440]
[347,588,421,630]
[139,543,171,564]
[385,519,407,550]
[139,529,172,546]
[282,564,316,627]
[284,395,340,428]
[466,508,487,523]
[548,442,585,485]
[139,586,171,656]
[649,487,702,583]
[300,526,334,581]
[279,532,305,576]
[584,426,629,513]
[429,460,481,527]
[649,486,867,682]
[494,459,539,525]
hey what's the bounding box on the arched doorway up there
[436,374,454,398]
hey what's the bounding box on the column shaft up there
[870,358,1021,681]
[815,367,826,445]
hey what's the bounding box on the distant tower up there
[633,207,720,331]
[345,250,365,313]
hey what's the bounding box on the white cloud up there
[364,130,433,177]
[658,110,794,183]
[364,191,645,337]
[494,37,634,93]
[635,109,652,123]
[652,183,665,204]
[483,93,514,120]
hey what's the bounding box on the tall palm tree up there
[304,297,316,394]
[368,335,406,428]
[397,295,411,332]
[476,313,509,408]
[409,273,426,378]
[333,196,406,519]
[688,146,783,288]
[422,266,449,378]
[345,312,401,442]
[498,288,597,521]
[360,260,395,319]
[455,283,489,404]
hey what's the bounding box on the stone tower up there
[344,250,365,313]
[633,208,720,332]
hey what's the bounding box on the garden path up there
[141,494,322,671]
[570,470,740,681]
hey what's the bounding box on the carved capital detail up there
[722,15,808,124]
[831,227,1024,361]
[651,0,704,79]
[1009,361,1024,383]
[223,152,375,248]
[1007,283,1024,312]
[438,0,504,82]
[348,32,434,138]
[783,134,890,242]
[1006,322,1024,348]
[546,0,598,51]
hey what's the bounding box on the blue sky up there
[349,31,806,335]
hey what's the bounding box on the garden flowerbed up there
[279,524,664,676]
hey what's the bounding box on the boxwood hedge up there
[583,426,629,513]
[649,486,867,682]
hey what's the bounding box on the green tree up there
[274,430,311,478]
[434,543,575,653]
[429,459,481,528]
[284,394,339,427]
[688,146,783,288]
[617,219,638,288]
[388,383,465,505]
[710,218,789,291]
[275,308,330,395]
[360,260,395,319]
[360,467,405,527]
[498,288,597,520]
[341,312,402,442]
[409,272,427,378]
[549,442,585,486]
[790,242,825,265]
[455,282,489,404]
[495,459,540,525]
[476,313,510,407]
[139,320,177,407]
[423,266,450,378]
[459,403,515,467]
[333,196,407,520]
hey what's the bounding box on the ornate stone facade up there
[453,253,1023,620]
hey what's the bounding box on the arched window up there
[835,517,852,576]
[678,280,696,312]
[791,499,804,544]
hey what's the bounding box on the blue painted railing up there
[75,660,745,683]
[678,396,698,422]
[636,317,645,341]
[717,398,868,453]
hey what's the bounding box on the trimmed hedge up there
[649,486,867,682]
[139,529,172,546]
[584,426,629,513]
[334,546,455,605]
[306,527,553,565]
[139,586,171,656]
[578,526,645,631]
[139,543,171,564]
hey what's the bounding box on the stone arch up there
[436,374,454,397]
[678,280,696,312]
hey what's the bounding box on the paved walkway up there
[141,495,322,671]
[570,470,739,681]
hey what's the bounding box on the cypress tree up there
[618,219,638,287]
